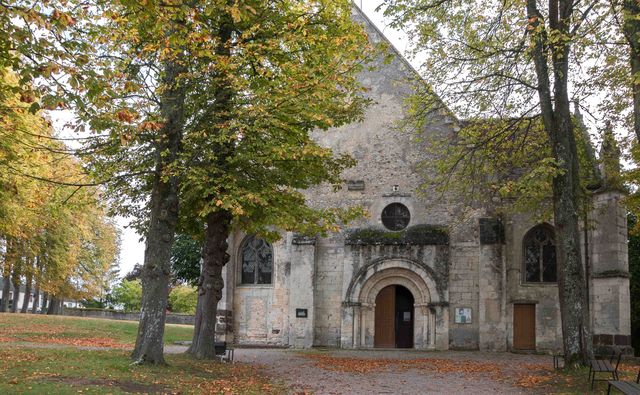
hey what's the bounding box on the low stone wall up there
[62,307,195,325]
[61,308,233,331]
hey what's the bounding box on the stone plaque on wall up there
[347,180,365,191]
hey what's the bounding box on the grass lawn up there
[0,313,284,394]
[541,361,640,394]
[0,312,193,346]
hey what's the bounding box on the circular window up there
[381,203,410,231]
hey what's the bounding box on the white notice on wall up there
[455,308,472,324]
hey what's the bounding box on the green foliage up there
[415,115,601,217]
[67,0,373,242]
[170,234,201,286]
[111,280,143,312]
[80,299,107,309]
[168,285,198,314]
[123,264,143,282]
[0,1,84,106]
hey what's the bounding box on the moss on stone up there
[345,224,449,245]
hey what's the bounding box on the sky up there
[49,1,406,277]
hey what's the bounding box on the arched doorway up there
[341,260,445,350]
[374,285,415,348]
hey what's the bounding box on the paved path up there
[231,348,553,395]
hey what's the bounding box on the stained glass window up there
[241,236,273,285]
[381,203,410,231]
[524,225,557,283]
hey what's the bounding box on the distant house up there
[0,278,80,312]
[0,279,42,312]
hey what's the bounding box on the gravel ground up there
[231,348,553,395]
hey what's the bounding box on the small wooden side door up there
[513,304,536,350]
[374,285,395,348]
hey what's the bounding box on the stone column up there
[353,304,362,348]
[414,303,431,349]
[589,190,632,354]
[340,302,355,348]
[287,235,316,348]
[478,243,507,351]
[362,304,374,348]
[432,303,449,350]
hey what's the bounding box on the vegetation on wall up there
[346,225,449,246]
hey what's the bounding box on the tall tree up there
[620,0,640,141]
[174,1,372,359]
[64,0,195,364]
[0,68,119,316]
[64,0,371,363]
[380,0,603,363]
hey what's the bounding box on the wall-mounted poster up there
[455,308,472,324]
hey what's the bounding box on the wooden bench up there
[589,351,622,390]
[608,371,640,394]
[214,341,234,363]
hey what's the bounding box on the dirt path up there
[233,348,553,395]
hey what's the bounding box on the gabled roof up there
[351,3,460,124]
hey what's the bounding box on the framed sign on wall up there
[455,308,472,324]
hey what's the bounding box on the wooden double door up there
[374,285,414,348]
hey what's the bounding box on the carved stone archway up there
[340,258,449,350]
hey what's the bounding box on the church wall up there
[305,6,456,349]
[231,236,290,346]
[288,236,316,348]
[504,213,562,352]
[590,191,632,353]
[223,5,630,354]
[313,234,345,347]
[478,242,508,351]
[447,220,480,350]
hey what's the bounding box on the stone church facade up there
[217,6,631,353]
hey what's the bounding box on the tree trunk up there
[187,211,232,359]
[40,292,48,314]
[47,297,63,315]
[1,238,14,312]
[47,297,55,314]
[10,275,20,313]
[0,267,10,313]
[623,0,640,142]
[526,0,593,365]
[21,271,32,313]
[131,58,186,366]
[31,285,39,314]
[186,11,235,360]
